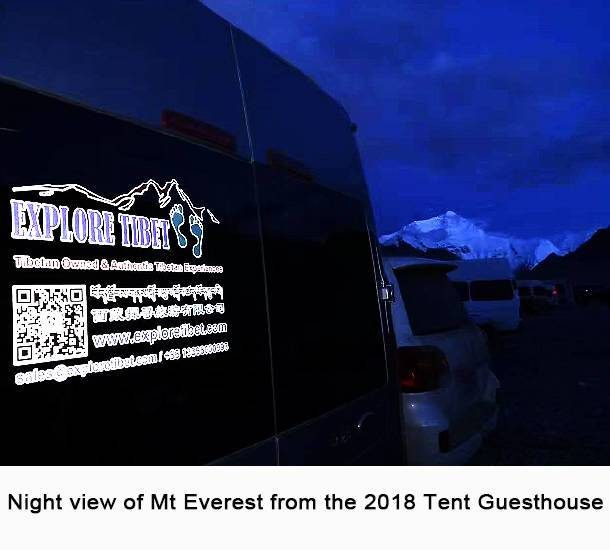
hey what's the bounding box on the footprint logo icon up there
[170,204,188,248]
[189,215,204,259]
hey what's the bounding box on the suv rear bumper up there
[401,373,499,465]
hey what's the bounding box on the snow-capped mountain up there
[379,211,593,269]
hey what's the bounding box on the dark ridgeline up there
[530,227,610,283]
[527,227,610,305]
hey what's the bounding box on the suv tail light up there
[396,346,449,393]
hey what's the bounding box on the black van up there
[1,1,400,464]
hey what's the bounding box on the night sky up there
[203,1,610,238]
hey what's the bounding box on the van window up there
[470,280,514,301]
[518,287,531,297]
[452,281,470,301]
[256,166,387,432]
[533,286,549,297]
[395,268,468,336]
[3,81,275,464]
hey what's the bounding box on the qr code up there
[12,285,88,366]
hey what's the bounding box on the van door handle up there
[357,412,375,431]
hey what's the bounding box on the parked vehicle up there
[1,1,401,465]
[548,279,575,305]
[448,259,520,332]
[384,256,499,465]
[517,280,556,313]
[574,284,610,307]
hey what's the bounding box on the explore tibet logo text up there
[9,179,218,259]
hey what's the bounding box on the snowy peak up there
[409,210,470,232]
[380,211,592,270]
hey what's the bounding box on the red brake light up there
[396,346,449,393]
[161,110,236,153]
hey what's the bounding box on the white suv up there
[384,257,499,465]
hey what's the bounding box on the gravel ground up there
[470,304,610,465]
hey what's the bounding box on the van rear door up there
[256,166,400,465]
[2,80,276,464]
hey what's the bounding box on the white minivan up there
[384,256,499,465]
[449,259,520,332]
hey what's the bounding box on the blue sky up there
[203,1,610,237]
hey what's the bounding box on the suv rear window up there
[452,281,470,301]
[470,279,514,301]
[395,268,467,336]
[518,287,531,297]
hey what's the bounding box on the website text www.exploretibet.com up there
[90,322,228,348]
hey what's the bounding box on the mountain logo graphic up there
[12,179,219,259]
